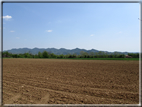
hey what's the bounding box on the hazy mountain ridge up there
[4,48,130,55]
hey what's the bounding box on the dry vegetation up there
[3,58,139,104]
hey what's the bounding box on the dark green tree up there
[50,53,56,58]
[38,52,43,58]
[42,51,49,58]
[24,53,31,58]
[3,51,12,57]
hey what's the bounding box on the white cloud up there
[46,30,52,32]
[10,30,15,32]
[3,15,12,20]
[90,34,94,36]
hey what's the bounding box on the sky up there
[2,2,140,52]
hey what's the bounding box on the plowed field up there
[3,59,139,104]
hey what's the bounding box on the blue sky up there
[3,3,140,52]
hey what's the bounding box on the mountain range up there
[4,48,130,55]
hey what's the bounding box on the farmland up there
[3,58,139,104]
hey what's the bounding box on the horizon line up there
[3,47,139,53]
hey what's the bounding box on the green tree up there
[24,53,31,58]
[18,54,24,58]
[34,55,38,58]
[42,51,49,58]
[80,51,88,58]
[72,53,77,58]
[98,51,103,58]
[3,51,12,57]
[104,52,108,58]
[50,53,56,58]
[57,54,64,58]
[12,54,18,58]
[38,52,43,58]
[128,53,139,58]
[89,52,95,58]
[113,52,120,58]
[94,52,99,58]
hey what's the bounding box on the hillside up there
[3,48,129,55]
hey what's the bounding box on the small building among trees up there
[125,55,132,58]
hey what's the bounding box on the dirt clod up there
[3,59,139,104]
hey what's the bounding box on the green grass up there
[54,58,139,60]
[2,57,139,60]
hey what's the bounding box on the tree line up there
[2,51,139,58]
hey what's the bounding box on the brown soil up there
[3,58,139,104]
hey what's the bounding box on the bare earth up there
[3,58,139,104]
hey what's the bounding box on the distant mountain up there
[3,48,130,55]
